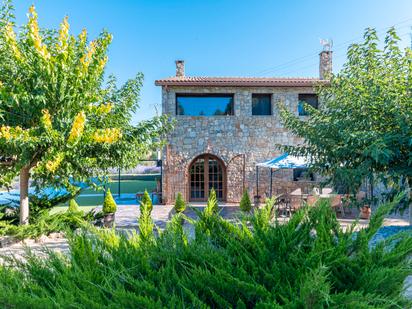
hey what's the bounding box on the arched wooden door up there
[189,154,226,202]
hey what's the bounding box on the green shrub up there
[140,190,153,214]
[0,196,411,308]
[68,199,80,213]
[29,188,80,222]
[139,197,154,242]
[102,189,117,214]
[205,188,218,215]
[239,189,252,212]
[0,210,90,239]
[174,192,186,213]
[0,189,80,225]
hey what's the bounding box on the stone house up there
[155,51,332,204]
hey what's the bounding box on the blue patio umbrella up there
[255,153,309,199]
[256,153,308,169]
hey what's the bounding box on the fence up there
[74,163,161,206]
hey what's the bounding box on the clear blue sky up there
[12,0,412,124]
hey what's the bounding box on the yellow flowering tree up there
[0,2,171,224]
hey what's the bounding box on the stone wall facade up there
[161,86,316,204]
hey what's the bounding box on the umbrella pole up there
[269,168,273,198]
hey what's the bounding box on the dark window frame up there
[252,93,272,116]
[293,168,315,182]
[175,93,235,116]
[188,154,227,202]
[298,93,319,116]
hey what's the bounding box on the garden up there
[1,191,412,307]
[0,0,412,308]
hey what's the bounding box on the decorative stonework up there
[161,86,315,204]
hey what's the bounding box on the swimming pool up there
[0,176,159,208]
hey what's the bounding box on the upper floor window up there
[176,94,234,116]
[298,94,318,116]
[252,94,272,115]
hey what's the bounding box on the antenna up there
[319,38,333,52]
[152,103,160,116]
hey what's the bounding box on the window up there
[298,94,318,116]
[293,168,314,181]
[252,94,272,115]
[176,94,234,116]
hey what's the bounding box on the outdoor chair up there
[276,193,298,217]
[306,195,319,206]
[330,194,344,217]
[289,196,303,213]
[275,196,288,217]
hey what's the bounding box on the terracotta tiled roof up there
[155,76,327,87]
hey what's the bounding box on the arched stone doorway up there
[188,154,226,202]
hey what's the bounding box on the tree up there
[205,188,219,215]
[102,189,117,214]
[140,190,153,214]
[139,193,154,241]
[0,2,171,224]
[67,199,80,213]
[174,192,186,213]
[239,189,252,212]
[278,28,412,219]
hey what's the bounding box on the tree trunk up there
[19,165,30,225]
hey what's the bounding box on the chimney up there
[319,51,332,79]
[175,60,185,77]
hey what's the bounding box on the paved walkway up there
[113,205,174,228]
[0,236,69,263]
[1,204,409,256]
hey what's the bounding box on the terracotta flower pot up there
[360,205,371,220]
[103,213,115,228]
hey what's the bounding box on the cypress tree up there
[174,192,186,213]
[239,190,252,212]
[102,189,117,214]
[140,190,153,214]
[67,199,80,213]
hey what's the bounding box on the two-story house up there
[155,51,331,203]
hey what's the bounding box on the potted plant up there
[102,189,117,228]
